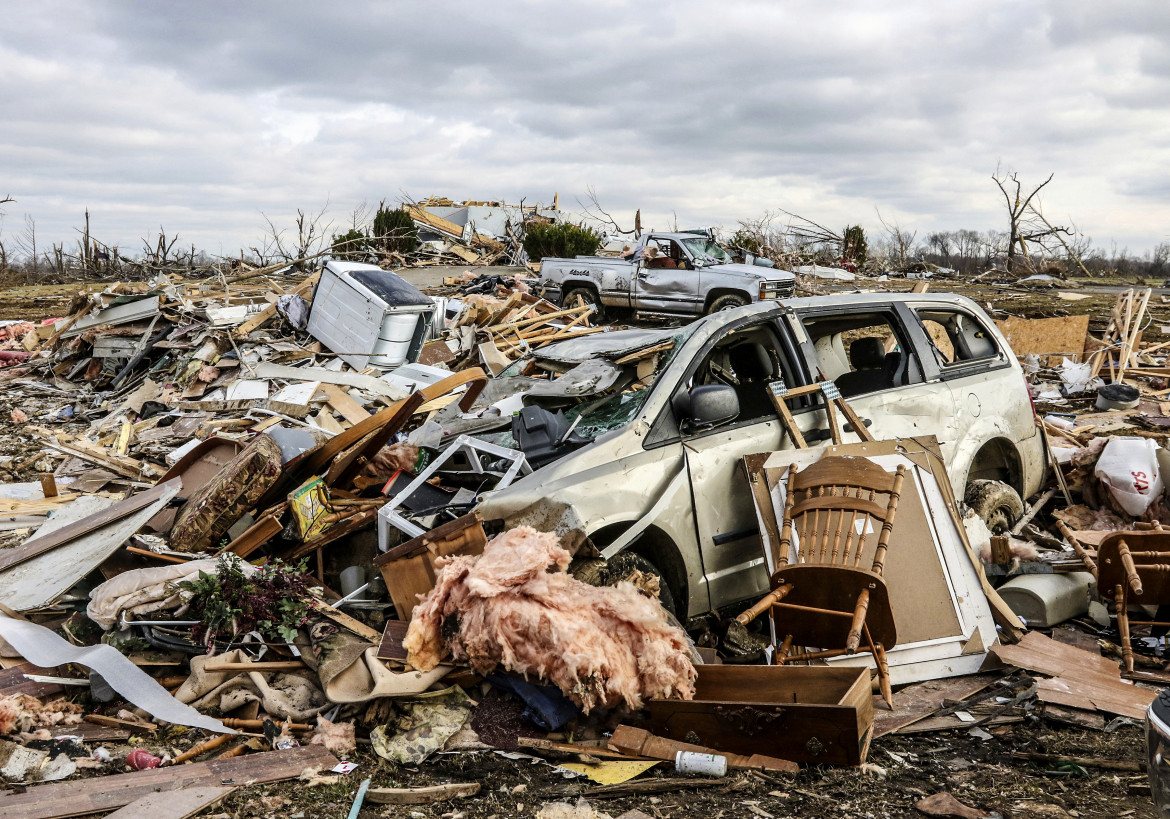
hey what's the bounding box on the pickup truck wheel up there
[562,286,604,320]
[570,553,677,618]
[707,293,749,314]
[965,479,1024,535]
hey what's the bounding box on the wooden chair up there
[737,455,906,706]
[1097,530,1170,673]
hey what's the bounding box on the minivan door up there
[665,315,811,610]
[794,304,963,463]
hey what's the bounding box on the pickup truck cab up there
[478,292,1045,621]
[537,231,797,318]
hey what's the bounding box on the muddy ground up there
[0,271,1163,818]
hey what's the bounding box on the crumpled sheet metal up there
[169,432,283,553]
[0,614,234,734]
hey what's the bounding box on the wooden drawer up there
[642,664,873,766]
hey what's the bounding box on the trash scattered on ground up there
[0,241,1163,817]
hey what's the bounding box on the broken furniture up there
[1097,530,1170,673]
[641,664,873,766]
[766,378,876,448]
[373,514,489,621]
[741,438,1009,687]
[736,455,906,706]
[377,434,530,542]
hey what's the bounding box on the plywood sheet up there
[996,314,1091,363]
[991,631,1155,720]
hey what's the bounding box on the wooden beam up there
[0,479,180,573]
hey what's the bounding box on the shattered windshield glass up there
[681,238,732,265]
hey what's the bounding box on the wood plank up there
[872,673,1001,738]
[103,785,235,819]
[0,662,63,698]
[0,480,180,573]
[608,725,797,773]
[0,746,336,819]
[320,384,370,424]
[366,783,481,805]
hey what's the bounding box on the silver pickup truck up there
[537,231,797,318]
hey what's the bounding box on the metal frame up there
[377,435,530,546]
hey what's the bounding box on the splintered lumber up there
[583,777,725,799]
[102,786,236,819]
[991,631,1154,719]
[0,746,337,819]
[873,674,1002,737]
[1011,750,1144,773]
[0,480,180,574]
[366,783,481,805]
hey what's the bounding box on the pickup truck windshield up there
[681,238,732,265]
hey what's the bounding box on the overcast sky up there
[3,1,1169,260]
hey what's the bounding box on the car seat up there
[727,342,777,419]
[835,337,890,397]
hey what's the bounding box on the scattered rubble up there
[0,249,1164,818]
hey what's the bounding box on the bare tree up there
[875,209,917,268]
[16,214,38,274]
[577,186,641,239]
[992,167,1073,274]
[259,202,333,269]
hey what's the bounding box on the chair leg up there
[846,588,870,654]
[1116,583,1134,673]
[865,625,893,709]
[775,634,794,665]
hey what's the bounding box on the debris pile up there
[0,254,1161,817]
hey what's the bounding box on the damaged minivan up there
[471,293,1046,620]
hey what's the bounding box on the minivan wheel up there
[965,479,1025,534]
[570,553,677,618]
[562,286,603,320]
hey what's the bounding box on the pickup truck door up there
[634,239,702,315]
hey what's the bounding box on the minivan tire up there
[965,479,1025,534]
[570,552,677,618]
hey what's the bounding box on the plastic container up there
[674,750,728,776]
[996,571,1095,627]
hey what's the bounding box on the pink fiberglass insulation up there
[404,526,696,712]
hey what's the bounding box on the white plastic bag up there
[1094,436,1164,516]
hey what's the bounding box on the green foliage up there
[522,221,601,262]
[330,227,371,261]
[373,204,418,254]
[729,229,763,255]
[178,555,315,649]
[843,225,868,266]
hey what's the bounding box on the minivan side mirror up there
[672,384,740,434]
